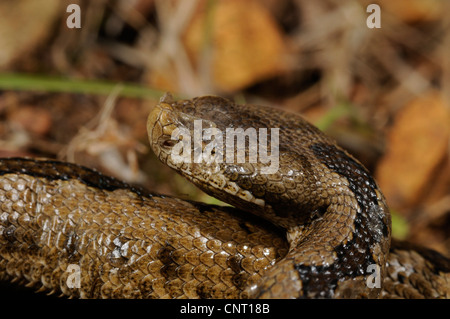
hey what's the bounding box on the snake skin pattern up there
[0,94,449,298]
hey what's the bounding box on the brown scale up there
[0,158,287,298]
[0,94,449,298]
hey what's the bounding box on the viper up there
[0,93,449,298]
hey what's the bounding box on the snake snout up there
[147,102,178,154]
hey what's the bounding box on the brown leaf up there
[9,106,52,136]
[0,0,61,68]
[375,0,443,23]
[375,91,450,209]
[183,0,287,92]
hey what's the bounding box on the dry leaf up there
[8,106,52,136]
[376,0,443,23]
[147,62,180,93]
[376,91,450,209]
[0,0,61,68]
[183,0,287,92]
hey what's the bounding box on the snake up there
[0,93,449,298]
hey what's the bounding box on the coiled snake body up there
[0,94,449,298]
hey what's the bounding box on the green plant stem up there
[0,73,171,99]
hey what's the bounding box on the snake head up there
[147,94,276,213]
[148,93,220,166]
[147,93,227,184]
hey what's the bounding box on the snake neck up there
[251,182,391,298]
[277,143,392,298]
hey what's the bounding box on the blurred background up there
[0,0,449,257]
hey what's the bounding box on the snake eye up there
[162,139,178,148]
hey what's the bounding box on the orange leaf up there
[376,91,450,209]
[183,0,287,92]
